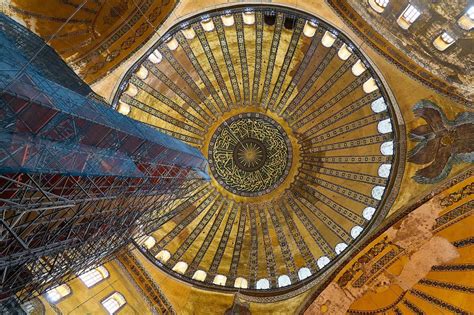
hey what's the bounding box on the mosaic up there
[208,113,292,196]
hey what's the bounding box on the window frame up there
[78,266,110,288]
[44,284,72,304]
[101,291,127,315]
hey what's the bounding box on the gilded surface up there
[209,113,291,196]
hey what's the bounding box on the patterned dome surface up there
[114,5,403,295]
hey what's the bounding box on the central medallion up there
[208,113,292,197]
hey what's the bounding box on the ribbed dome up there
[114,5,402,294]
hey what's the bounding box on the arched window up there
[172,261,188,274]
[352,60,366,76]
[321,31,337,47]
[303,21,317,37]
[155,250,171,263]
[213,274,227,286]
[368,0,389,13]
[397,4,421,29]
[372,186,385,200]
[221,14,235,27]
[335,243,348,255]
[143,236,156,250]
[338,44,352,61]
[457,6,474,31]
[378,164,391,178]
[377,119,392,134]
[148,49,162,64]
[433,32,456,51]
[117,102,130,116]
[298,267,312,280]
[234,277,248,289]
[278,275,291,287]
[135,65,148,80]
[256,278,270,290]
[351,226,364,239]
[201,18,215,32]
[79,266,109,288]
[192,270,207,282]
[363,207,376,220]
[45,284,71,303]
[371,97,387,113]
[102,292,126,314]
[181,27,196,40]
[380,141,394,156]
[165,37,178,51]
[243,11,255,25]
[363,78,379,94]
[317,256,330,269]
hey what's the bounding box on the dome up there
[115,5,402,294]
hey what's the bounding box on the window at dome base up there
[116,4,403,296]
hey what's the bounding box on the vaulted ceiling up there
[114,6,403,294]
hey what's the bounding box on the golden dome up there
[114,5,403,295]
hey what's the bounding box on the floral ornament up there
[408,100,473,184]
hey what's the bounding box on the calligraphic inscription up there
[208,113,292,196]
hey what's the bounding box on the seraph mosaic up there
[409,100,473,184]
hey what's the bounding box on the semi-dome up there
[114,5,403,295]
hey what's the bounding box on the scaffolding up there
[0,14,208,304]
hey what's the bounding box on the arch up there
[135,65,148,80]
[351,226,364,239]
[234,277,248,289]
[372,186,385,200]
[298,267,312,280]
[79,266,109,288]
[397,4,421,29]
[101,292,126,314]
[213,274,227,286]
[317,256,330,269]
[155,250,171,263]
[335,243,348,255]
[352,60,366,76]
[303,21,317,37]
[433,32,455,51]
[143,236,156,250]
[278,275,291,287]
[363,207,376,220]
[124,83,138,97]
[321,31,337,47]
[117,102,130,115]
[242,11,255,25]
[148,49,162,64]
[363,78,379,94]
[380,141,394,156]
[371,97,387,113]
[378,164,392,178]
[221,14,235,27]
[368,0,389,13]
[192,270,207,282]
[338,43,352,60]
[165,37,178,50]
[256,278,270,289]
[181,26,196,39]
[377,119,392,134]
[201,18,215,32]
[45,284,71,303]
[172,261,188,274]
